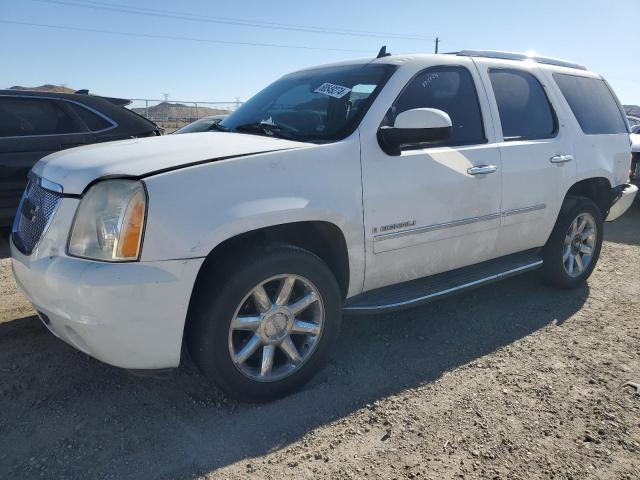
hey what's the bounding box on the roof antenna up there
[376,46,391,58]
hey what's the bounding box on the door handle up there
[550,154,574,164]
[467,165,497,175]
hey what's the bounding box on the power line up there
[32,0,437,42]
[0,19,374,53]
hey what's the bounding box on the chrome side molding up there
[502,204,546,217]
[373,212,501,242]
[374,204,546,242]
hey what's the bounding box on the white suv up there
[11,50,638,401]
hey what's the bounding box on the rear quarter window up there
[553,74,628,135]
[68,103,114,131]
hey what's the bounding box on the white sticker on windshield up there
[314,82,351,99]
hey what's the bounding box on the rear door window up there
[553,74,628,135]
[386,66,486,146]
[488,69,557,141]
[0,97,85,137]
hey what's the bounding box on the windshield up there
[220,63,396,142]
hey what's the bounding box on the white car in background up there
[11,49,637,402]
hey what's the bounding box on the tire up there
[539,196,604,289]
[186,243,342,403]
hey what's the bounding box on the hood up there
[631,133,640,153]
[33,132,309,194]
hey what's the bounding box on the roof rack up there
[456,50,587,71]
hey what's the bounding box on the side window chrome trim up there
[0,131,94,140]
[0,94,119,138]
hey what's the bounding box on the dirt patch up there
[0,207,638,479]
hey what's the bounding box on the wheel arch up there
[188,219,349,307]
[182,221,351,358]
[206,221,348,295]
[563,177,612,217]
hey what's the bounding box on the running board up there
[343,248,543,315]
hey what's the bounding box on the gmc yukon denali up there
[11,50,637,402]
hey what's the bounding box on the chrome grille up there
[12,176,63,255]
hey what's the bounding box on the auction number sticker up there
[314,83,351,99]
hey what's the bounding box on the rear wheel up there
[539,196,604,288]
[187,244,342,402]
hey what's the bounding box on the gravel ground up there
[0,205,638,480]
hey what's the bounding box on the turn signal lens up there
[116,189,146,259]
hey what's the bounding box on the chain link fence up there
[127,99,242,133]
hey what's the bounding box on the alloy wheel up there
[228,274,324,382]
[563,212,597,277]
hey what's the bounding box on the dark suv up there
[0,90,161,226]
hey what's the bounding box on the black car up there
[0,90,161,226]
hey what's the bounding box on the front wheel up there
[539,196,604,288]
[187,244,342,402]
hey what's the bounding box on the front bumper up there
[606,183,638,221]
[10,196,204,369]
[11,243,203,369]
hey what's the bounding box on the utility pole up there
[434,37,439,54]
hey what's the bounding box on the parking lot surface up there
[0,205,639,479]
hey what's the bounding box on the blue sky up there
[1,0,638,106]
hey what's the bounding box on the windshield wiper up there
[208,122,230,132]
[234,121,296,140]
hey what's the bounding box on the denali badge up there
[373,220,416,234]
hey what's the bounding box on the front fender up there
[139,140,365,297]
[216,200,349,250]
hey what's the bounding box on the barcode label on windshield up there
[314,83,351,99]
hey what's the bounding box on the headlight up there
[68,179,147,261]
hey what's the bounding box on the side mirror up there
[378,108,452,156]
[631,125,640,134]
